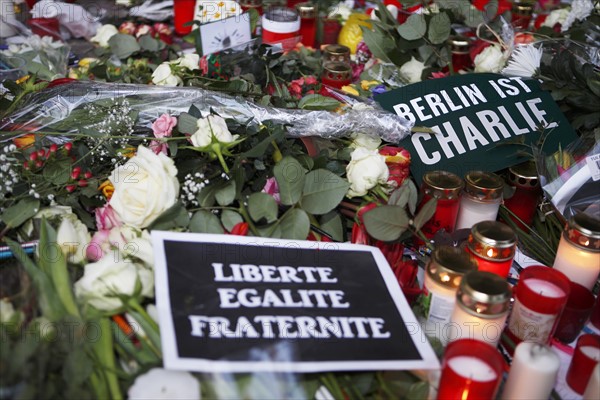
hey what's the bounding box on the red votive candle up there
[174,0,197,36]
[503,161,541,230]
[566,334,600,394]
[448,36,472,72]
[419,171,464,239]
[321,62,352,89]
[554,281,595,343]
[504,266,570,350]
[437,339,504,400]
[465,221,516,278]
[296,2,316,48]
[512,2,534,30]
[321,18,341,46]
[262,7,300,50]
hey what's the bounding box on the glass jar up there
[454,171,504,231]
[465,221,516,278]
[553,212,600,290]
[448,36,472,73]
[503,161,541,230]
[321,62,352,89]
[419,171,464,239]
[296,2,317,48]
[262,7,300,50]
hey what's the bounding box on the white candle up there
[583,363,600,400]
[454,196,501,230]
[553,234,600,290]
[523,278,566,298]
[446,303,508,347]
[580,346,600,361]
[447,356,498,382]
[500,342,559,400]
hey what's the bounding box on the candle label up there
[422,286,455,325]
[508,300,557,342]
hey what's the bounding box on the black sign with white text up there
[152,232,439,373]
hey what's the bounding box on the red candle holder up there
[437,339,504,400]
[262,7,300,50]
[512,2,534,30]
[503,161,541,231]
[566,334,600,395]
[504,266,570,351]
[296,2,317,48]
[448,36,473,72]
[554,281,595,344]
[174,0,197,36]
[321,62,352,89]
[465,221,516,278]
[419,171,464,239]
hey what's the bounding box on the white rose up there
[119,227,154,267]
[57,213,91,264]
[128,368,200,400]
[542,8,570,28]
[346,147,389,198]
[0,299,17,324]
[109,146,179,229]
[190,115,239,147]
[351,133,381,150]
[173,53,200,71]
[152,62,182,86]
[474,45,507,73]
[400,57,425,84]
[91,24,118,47]
[74,255,154,311]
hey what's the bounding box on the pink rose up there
[153,23,172,35]
[119,21,137,35]
[290,77,305,87]
[150,114,177,155]
[95,204,122,231]
[262,177,281,204]
[86,229,110,261]
[135,24,155,38]
[288,82,302,99]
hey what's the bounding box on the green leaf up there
[397,14,427,41]
[363,206,410,241]
[280,209,310,240]
[147,202,190,230]
[257,223,282,239]
[138,35,160,52]
[0,197,40,228]
[189,210,224,234]
[215,181,236,206]
[301,170,350,215]
[221,210,243,232]
[298,95,341,111]
[388,185,410,208]
[413,198,437,230]
[407,179,418,215]
[43,158,71,185]
[241,129,285,158]
[248,193,279,224]
[274,156,305,206]
[108,34,141,59]
[63,346,93,385]
[177,112,198,134]
[319,211,344,242]
[360,26,393,63]
[428,13,451,45]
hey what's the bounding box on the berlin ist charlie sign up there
[375,73,577,183]
[152,231,439,373]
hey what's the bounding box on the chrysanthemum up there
[501,44,543,78]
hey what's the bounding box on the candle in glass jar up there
[437,339,504,400]
[553,212,600,290]
[321,62,352,89]
[466,221,516,278]
[173,0,197,36]
[504,266,570,351]
[512,2,534,30]
[296,3,317,48]
[448,36,473,73]
[322,44,351,65]
[421,246,477,339]
[500,342,560,400]
[419,171,464,239]
[503,161,541,230]
[262,7,300,50]
[455,171,504,231]
[566,334,600,394]
[447,271,511,347]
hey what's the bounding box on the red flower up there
[229,222,249,236]
[119,21,137,35]
[472,0,512,15]
[304,76,318,85]
[430,71,450,79]
[392,258,421,303]
[288,82,303,99]
[379,146,411,187]
[351,222,371,245]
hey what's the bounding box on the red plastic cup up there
[566,334,600,394]
[174,0,197,36]
[554,281,596,343]
[28,17,61,41]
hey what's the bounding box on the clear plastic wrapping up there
[1,81,413,143]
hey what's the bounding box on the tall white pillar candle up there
[500,342,560,400]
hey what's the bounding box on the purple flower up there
[371,85,387,94]
[262,177,281,204]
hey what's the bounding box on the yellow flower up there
[99,180,115,200]
[341,85,359,96]
[338,13,371,54]
[78,58,98,68]
[361,80,379,90]
[13,134,35,149]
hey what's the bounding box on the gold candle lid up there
[464,171,504,200]
[457,271,512,318]
[324,44,350,57]
[423,171,464,200]
[564,212,600,252]
[512,2,535,15]
[508,161,539,188]
[448,36,471,54]
[427,246,478,288]
[468,221,517,261]
[296,2,317,18]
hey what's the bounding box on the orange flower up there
[99,180,115,200]
[120,147,137,158]
[13,134,35,149]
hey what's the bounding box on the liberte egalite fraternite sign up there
[375,73,577,184]
[152,231,439,373]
